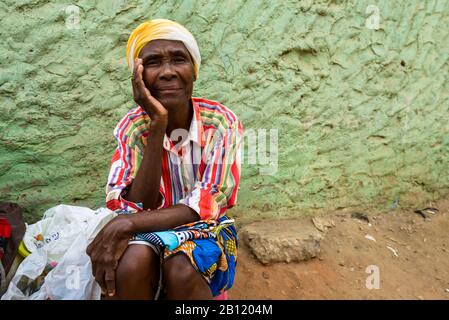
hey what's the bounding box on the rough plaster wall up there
[0,0,448,222]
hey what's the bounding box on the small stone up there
[351,212,370,223]
[262,271,270,279]
[312,217,335,233]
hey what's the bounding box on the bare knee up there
[163,253,207,296]
[114,244,159,299]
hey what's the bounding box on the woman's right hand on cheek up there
[132,58,168,128]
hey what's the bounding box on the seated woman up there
[87,19,243,300]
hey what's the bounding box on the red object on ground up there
[0,203,26,275]
[0,218,11,238]
[214,291,228,300]
[0,218,12,260]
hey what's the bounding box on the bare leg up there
[163,253,213,300]
[106,244,160,300]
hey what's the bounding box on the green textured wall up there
[1,0,448,222]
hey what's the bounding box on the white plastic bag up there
[1,204,116,300]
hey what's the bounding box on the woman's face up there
[138,39,196,110]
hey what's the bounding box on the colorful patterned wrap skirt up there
[130,215,238,297]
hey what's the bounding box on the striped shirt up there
[105,97,243,222]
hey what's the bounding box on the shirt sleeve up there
[179,119,243,221]
[105,123,144,214]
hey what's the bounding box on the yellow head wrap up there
[126,19,201,78]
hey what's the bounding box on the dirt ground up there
[230,198,449,300]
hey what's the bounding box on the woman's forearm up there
[122,122,166,210]
[126,204,200,233]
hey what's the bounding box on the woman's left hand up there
[86,215,134,297]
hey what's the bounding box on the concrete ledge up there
[240,219,324,264]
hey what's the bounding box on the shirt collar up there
[162,98,204,153]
